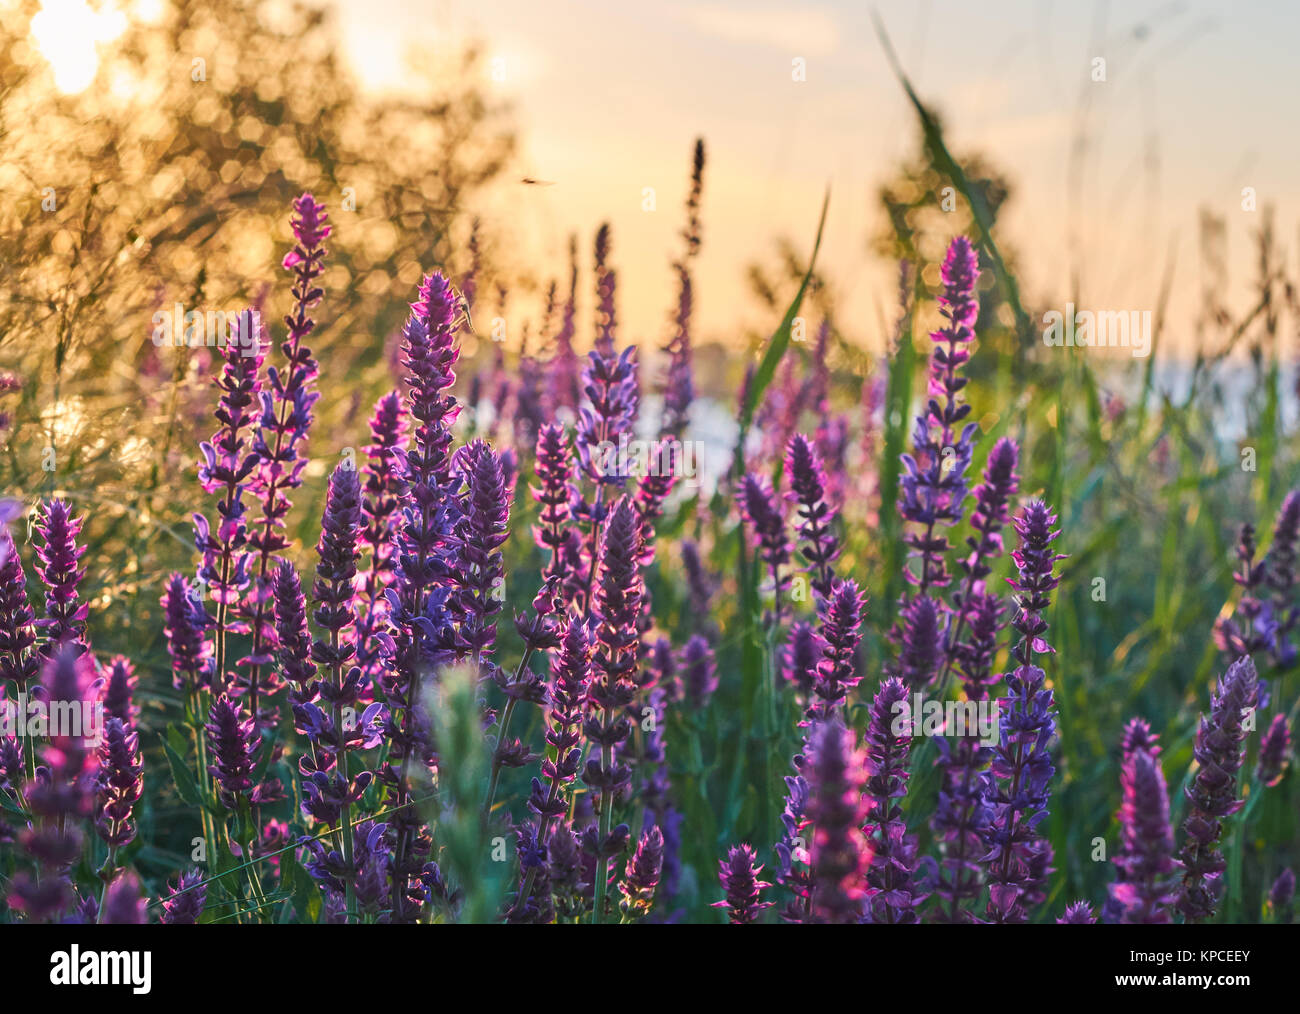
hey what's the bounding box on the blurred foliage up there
[0,0,512,633]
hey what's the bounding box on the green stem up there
[591,740,613,925]
[331,629,356,922]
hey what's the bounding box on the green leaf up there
[731,187,831,479]
[279,850,318,923]
[160,731,202,808]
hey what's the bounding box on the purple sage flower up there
[711,843,773,924]
[160,868,208,924]
[804,718,871,924]
[1255,713,1291,787]
[1110,748,1178,923]
[1177,655,1259,922]
[33,499,89,658]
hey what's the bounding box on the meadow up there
[0,0,1296,926]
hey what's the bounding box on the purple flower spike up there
[1213,523,1273,661]
[895,236,982,599]
[1256,714,1291,787]
[618,825,664,919]
[896,594,941,690]
[945,438,1019,695]
[1057,901,1096,924]
[576,345,638,480]
[162,573,212,691]
[804,718,871,924]
[711,843,773,924]
[95,717,144,849]
[593,223,618,357]
[102,872,146,924]
[862,677,922,923]
[532,422,576,587]
[1265,489,1300,661]
[102,655,138,726]
[808,579,866,720]
[781,621,824,696]
[785,433,840,600]
[632,439,678,567]
[582,496,642,920]
[678,634,717,707]
[8,645,97,921]
[455,439,509,662]
[355,391,408,684]
[984,663,1057,924]
[160,869,208,924]
[1008,500,1067,667]
[0,527,40,694]
[527,617,592,834]
[984,504,1064,924]
[1178,655,1259,922]
[205,695,259,808]
[1110,748,1178,923]
[273,559,316,706]
[740,473,791,623]
[1121,716,1162,757]
[311,463,363,675]
[33,499,89,658]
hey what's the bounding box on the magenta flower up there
[1256,714,1291,787]
[161,573,212,691]
[1057,902,1096,924]
[454,439,510,663]
[781,620,823,696]
[896,236,981,599]
[33,499,89,658]
[712,843,773,924]
[984,500,1065,924]
[102,872,146,924]
[0,527,39,695]
[194,309,267,693]
[946,437,1019,696]
[804,717,871,924]
[160,869,207,924]
[740,473,791,623]
[1178,655,1259,922]
[240,194,329,723]
[895,594,941,690]
[205,695,259,808]
[785,433,840,601]
[678,634,718,708]
[618,825,664,919]
[862,678,922,923]
[808,579,866,721]
[532,422,576,588]
[8,646,97,922]
[1110,747,1178,923]
[582,496,642,920]
[95,717,143,850]
[355,391,409,687]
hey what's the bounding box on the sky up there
[33,0,1300,355]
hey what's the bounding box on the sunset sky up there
[34,0,1300,354]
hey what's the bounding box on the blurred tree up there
[0,0,512,629]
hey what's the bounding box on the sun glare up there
[30,0,128,94]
